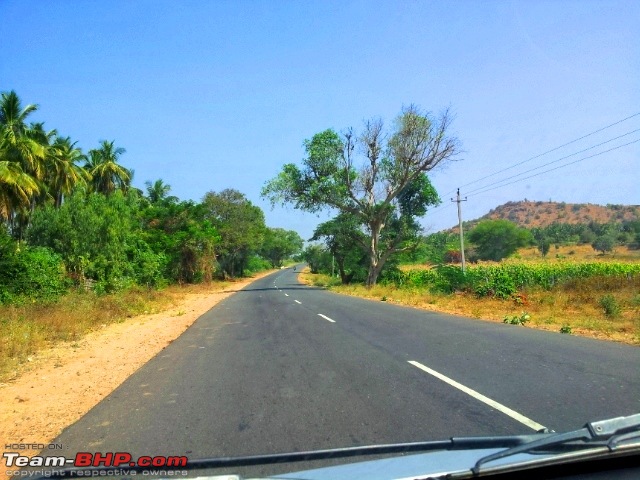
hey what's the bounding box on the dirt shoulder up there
[0,270,275,476]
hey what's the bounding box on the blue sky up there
[1,0,638,240]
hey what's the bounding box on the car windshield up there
[1,1,638,479]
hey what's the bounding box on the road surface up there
[44,267,640,476]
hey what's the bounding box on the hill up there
[461,201,640,230]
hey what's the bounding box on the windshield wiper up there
[471,413,640,475]
[37,435,542,479]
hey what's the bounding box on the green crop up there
[384,262,640,299]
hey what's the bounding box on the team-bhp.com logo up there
[4,452,188,476]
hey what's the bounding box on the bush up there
[433,264,468,293]
[472,268,517,299]
[28,190,168,291]
[599,294,621,317]
[503,312,530,325]
[0,241,67,304]
[245,255,272,275]
[444,249,461,263]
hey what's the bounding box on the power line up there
[464,128,640,196]
[467,138,640,198]
[457,112,640,191]
[426,199,456,216]
[428,112,639,231]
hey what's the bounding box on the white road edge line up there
[407,360,545,431]
[317,314,336,323]
[294,300,301,304]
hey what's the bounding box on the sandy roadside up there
[0,270,276,477]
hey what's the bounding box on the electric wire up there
[467,138,639,198]
[435,112,640,200]
[464,128,640,196]
[457,112,640,191]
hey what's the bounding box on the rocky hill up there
[462,201,640,230]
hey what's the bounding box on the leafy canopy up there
[468,219,533,262]
[262,105,459,286]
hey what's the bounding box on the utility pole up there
[451,188,467,273]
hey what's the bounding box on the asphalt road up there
[44,267,640,476]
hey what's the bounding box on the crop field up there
[301,253,640,345]
[387,262,640,299]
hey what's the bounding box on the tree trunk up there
[337,257,348,284]
[366,221,383,287]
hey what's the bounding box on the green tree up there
[591,235,615,255]
[537,236,551,257]
[303,244,332,274]
[141,200,218,283]
[0,91,45,222]
[310,213,367,283]
[145,179,177,204]
[261,227,304,268]
[262,105,458,286]
[202,189,266,277]
[47,136,90,208]
[27,190,164,291]
[0,160,38,222]
[85,140,131,195]
[468,220,533,261]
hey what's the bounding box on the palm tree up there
[85,140,131,195]
[48,136,90,207]
[0,161,39,220]
[0,91,47,180]
[145,179,176,204]
[0,91,45,223]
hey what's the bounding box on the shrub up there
[503,312,530,325]
[599,294,621,317]
[472,268,517,299]
[245,255,272,275]
[444,249,461,263]
[432,265,467,293]
[0,242,67,304]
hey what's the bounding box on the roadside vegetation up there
[301,264,640,344]
[0,90,303,380]
[259,103,639,345]
[298,192,640,345]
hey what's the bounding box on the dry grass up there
[299,269,640,345]
[0,280,239,382]
[513,244,640,263]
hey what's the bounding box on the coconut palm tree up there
[0,91,47,180]
[145,179,177,204]
[48,136,90,207]
[0,91,45,223]
[0,161,39,220]
[85,140,131,195]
